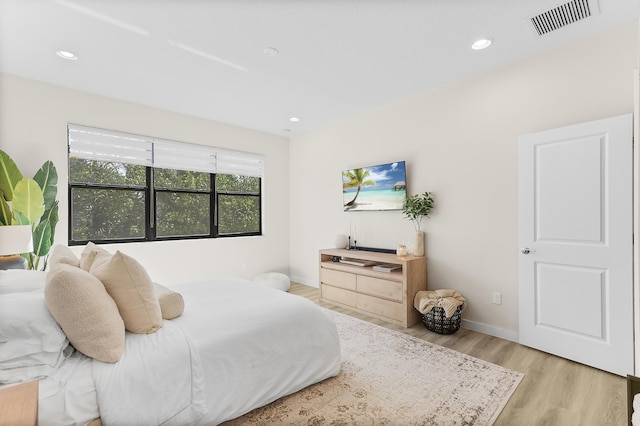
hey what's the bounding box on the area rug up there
[226,310,524,425]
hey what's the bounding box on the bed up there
[0,252,341,425]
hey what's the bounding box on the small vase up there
[335,234,348,249]
[414,231,425,256]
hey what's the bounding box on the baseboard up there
[290,276,318,288]
[461,319,519,343]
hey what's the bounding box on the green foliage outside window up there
[69,158,261,243]
[155,191,210,237]
[70,159,146,241]
[216,174,261,235]
[71,188,146,241]
[154,168,210,191]
[70,158,146,186]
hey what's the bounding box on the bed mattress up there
[1,272,341,425]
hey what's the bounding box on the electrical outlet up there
[492,292,502,305]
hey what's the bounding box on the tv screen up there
[342,161,406,211]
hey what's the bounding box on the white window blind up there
[68,124,265,177]
[68,124,153,166]
[153,138,217,173]
[217,150,265,177]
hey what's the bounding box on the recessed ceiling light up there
[471,37,493,50]
[56,50,78,60]
[289,117,300,123]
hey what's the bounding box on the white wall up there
[289,21,639,338]
[0,73,290,285]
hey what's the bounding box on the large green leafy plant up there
[0,150,58,270]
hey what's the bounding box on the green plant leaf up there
[33,218,52,257]
[12,178,45,224]
[21,253,33,270]
[12,210,30,225]
[34,161,58,210]
[42,201,59,245]
[402,191,435,232]
[0,150,23,202]
[0,196,10,225]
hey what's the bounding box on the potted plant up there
[402,191,434,256]
[0,150,58,270]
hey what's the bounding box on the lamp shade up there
[0,225,34,255]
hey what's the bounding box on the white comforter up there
[39,277,341,425]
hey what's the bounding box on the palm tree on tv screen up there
[343,168,376,207]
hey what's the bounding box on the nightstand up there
[0,380,38,426]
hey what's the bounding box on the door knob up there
[521,247,531,255]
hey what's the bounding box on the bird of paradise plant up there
[0,150,58,270]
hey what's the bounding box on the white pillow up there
[0,270,47,294]
[0,290,71,384]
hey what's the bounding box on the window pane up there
[69,158,146,186]
[156,192,210,237]
[71,188,145,241]
[218,194,260,235]
[216,174,260,193]
[154,168,210,191]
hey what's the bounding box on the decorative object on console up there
[334,234,348,249]
[401,191,435,257]
[343,161,406,211]
[396,244,407,257]
[0,150,58,270]
[0,225,34,270]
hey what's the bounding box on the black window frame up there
[68,161,262,246]
[215,177,262,237]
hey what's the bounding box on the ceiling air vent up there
[528,0,600,37]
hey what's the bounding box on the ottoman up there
[253,272,291,292]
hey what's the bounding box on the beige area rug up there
[226,310,524,425]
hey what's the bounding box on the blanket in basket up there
[414,289,467,318]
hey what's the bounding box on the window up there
[216,174,261,235]
[68,124,264,244]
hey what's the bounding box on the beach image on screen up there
[342,161,406,211]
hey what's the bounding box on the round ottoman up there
[253,272,291,292]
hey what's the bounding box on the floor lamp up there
[0,225,34,270]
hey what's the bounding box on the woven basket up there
[421,305,462,334]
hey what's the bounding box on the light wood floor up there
[289,282,626,426]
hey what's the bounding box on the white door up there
[518,113,633,376]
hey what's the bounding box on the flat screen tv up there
[342,161,406,211]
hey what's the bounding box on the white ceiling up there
[1,0,639,137]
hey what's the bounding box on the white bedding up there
[1,272,341,425]
[171,278,341,424]
[92,320,207,425]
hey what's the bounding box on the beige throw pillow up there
[91,251,162,334]
[154,283,185,320]
[44,264,125,363]
[79,242,109,271]
[89,250,113,272]
[48,245,80,268]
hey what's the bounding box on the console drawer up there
[357,293,404,322]
[321,284,357,307]
[320,268,356,291]
[357,275,403,302]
